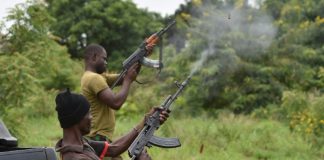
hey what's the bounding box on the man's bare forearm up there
[107,121,144,157]
[110,79,132,110]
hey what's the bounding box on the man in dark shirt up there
[54,89,169,160]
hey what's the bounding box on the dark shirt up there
[55,137,106,160]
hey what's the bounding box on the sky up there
[0,0,26,21]
[132,0,186,16]
[0,0,186,22]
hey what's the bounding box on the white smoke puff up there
[188,2,277,75]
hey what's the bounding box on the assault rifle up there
[128,76,191,160]
[110,20,176,89]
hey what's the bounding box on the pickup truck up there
[0,120,57,160]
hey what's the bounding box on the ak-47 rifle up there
[110,21,176,89]
[128,76,191,160]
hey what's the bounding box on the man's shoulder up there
[82,71,102,79]
[81,71,108,94]
[56,138,100,160]
[82,71,105,83]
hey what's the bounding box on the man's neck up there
[62,127,83,146]
[85,65,96,73]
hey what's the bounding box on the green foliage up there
[0,1,82,137]
[46,0,163,67]
[110,112,322,159]
[267,0,324,90]
[17,110,323,159]
[0,52,38,135]
[158,1,281,113]
[252,90,324,149]
[156,0,324,115]
[0,0,323,157]
[4,1,55,53]
[18,115,61,147]
[281,91,324,147]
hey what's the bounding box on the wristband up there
[99,141,109,160]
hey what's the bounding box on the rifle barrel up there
[157,20,176,37]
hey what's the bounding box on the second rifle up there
[128,75,191,160]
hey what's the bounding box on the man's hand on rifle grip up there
[124,63,139,83]
[146,107,170,125]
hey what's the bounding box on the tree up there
[159,0,324,114]
[0,1,82,136]
[46,0,164,69]
[162,0,282,113]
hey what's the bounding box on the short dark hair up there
[84,44,106,60]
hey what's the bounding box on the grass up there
[114,112,321,160]
[15,112,322,160]
[18,115,61,147]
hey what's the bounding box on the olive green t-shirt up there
[81,71,118,138]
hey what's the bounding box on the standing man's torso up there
[81,71,116,138]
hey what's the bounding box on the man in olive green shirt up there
[81,44,154,159]
[81,71,117,139]
[81,44,139,140]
